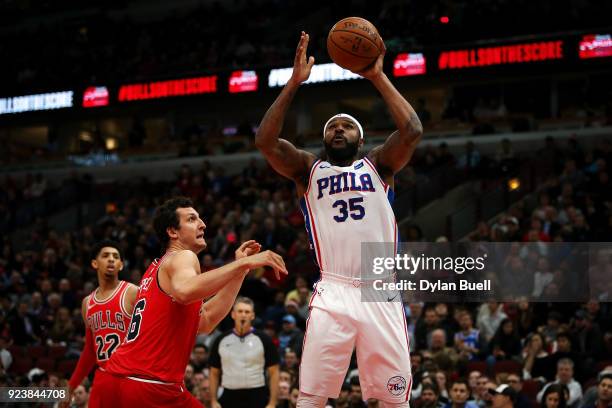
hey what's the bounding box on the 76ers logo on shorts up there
[387,376,407,396]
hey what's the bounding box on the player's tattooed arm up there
[364,53,423,183]
[255,32,316,184]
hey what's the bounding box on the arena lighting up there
[83,86,109,108]
[0,91,73,115]
[438,40,564,70]
[118,76,217,101]
[393,53,426,77]
[579,34,612,59]
[508,178,521,191]
[228,70,258,93]
[268,63,362,87]
[440,16,450,24]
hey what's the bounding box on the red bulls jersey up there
[105,254,201,383]
[85,281,132,368]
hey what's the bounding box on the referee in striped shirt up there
[209,297,280,408]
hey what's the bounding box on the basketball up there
[327,17,384,72]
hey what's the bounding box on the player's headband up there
[323,113,364,140]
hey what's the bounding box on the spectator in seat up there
[446,379,479,408]
[537,359,582,407]
[506,374,532,408]
[522,333,549,381]
[489,384,516,408]
[541,384,567,408]
[581,373,612,408]
[419,383,446,408]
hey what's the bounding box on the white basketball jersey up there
[300,156,398,278]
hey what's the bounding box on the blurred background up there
[0,0,611,407]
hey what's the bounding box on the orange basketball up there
[327,17,384,72]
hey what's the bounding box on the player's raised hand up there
[358,41,386,80]
[235,240,262,260]
[289,31,315,85]
[243,250,288,280]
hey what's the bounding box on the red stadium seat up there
[521,379,541,400]
[467,361,488,375]
[596,360,612,373]
[34,357,56,372]
[47,346,67,359]
[10,356,33,375]
[8,345,24,358]
[56,359,77,376]
[28,345,46,359]
[494,360,522,375]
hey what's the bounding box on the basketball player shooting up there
[255,32,423,407]
[91,197,288,407]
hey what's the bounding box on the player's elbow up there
[172,286,196,305]
[409,121,423,140]
[254,136,269,151]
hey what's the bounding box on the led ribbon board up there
[229,71,258,93]
[118,76,218,101]
[393,53,426,77]
[579,34,612,59]
[268,63,362,88]
[438,41,564,70]
[0,91,73,115]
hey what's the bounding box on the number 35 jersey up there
[105,255,201,383]
[85,281,132,368]
[300,157,398,278]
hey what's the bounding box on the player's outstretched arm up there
[197,241,284,334]
[67,297,96,393]
[164,247,287,305]
[255,31,316,182]
[360,48,423,182]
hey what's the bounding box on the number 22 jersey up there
[85,281,132,368]
[300,157,398,278]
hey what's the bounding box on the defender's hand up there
[235,240,262,260]
[243,250,288,280]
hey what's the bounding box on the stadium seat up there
[8,345,24,358]
[28,345,46,359]
[47,345,67,359]
[34,357,56,372]
[521,379,541,400]
[596,360,612,372]
[494,360,522,375]
[10,356,33,375]
[56,359,77,376]
[467,361,488,375]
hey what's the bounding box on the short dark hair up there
[450,379,470,390]
[91,240,122,260]
[556,332,571,343]
[599,373,612,384]
[153,197,194,249]
[422,383,440,396]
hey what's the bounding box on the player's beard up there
[324,138,359,163]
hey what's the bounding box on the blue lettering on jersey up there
[317,172,375,199]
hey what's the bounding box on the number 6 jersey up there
[104,254,201,384]
[300,157,398,278]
